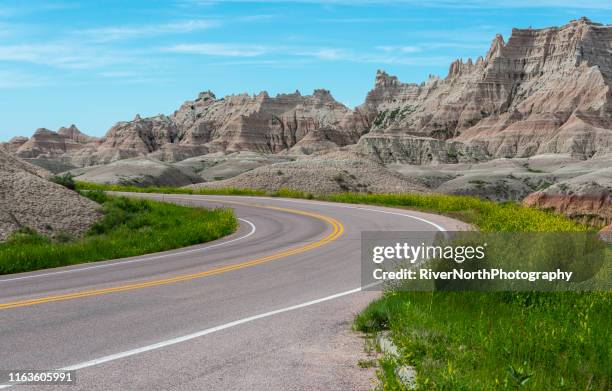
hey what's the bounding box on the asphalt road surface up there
[0,194,468,390]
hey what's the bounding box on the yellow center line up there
[0,199,345,311]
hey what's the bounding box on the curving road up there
[0,194,468,390]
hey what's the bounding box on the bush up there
[5,227,50,246]
[83,190,109,204]
[51,173,76,190]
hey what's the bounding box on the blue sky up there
[0,0,610,141]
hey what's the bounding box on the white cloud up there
[296,46,449,65]
[0,2,79,17]
[98,70,140,78]
[165,42,451,64]
[238,14,277,22]
[209,59,285,66]
[163,43,269,57]
[425,42,490,50]
[0,43,137,69]
[319,17,441,23]
[79,20,220,42]
[93,70,172,84]
[376,45,421,53]
[377,42,488,52]
[0,70,48,89]
[0,43,66,62]
[300,48,346,60]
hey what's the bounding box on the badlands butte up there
[4,18,612,226]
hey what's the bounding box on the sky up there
[0,1,610,141]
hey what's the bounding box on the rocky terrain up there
[69,158,201,187]
[68,152,295,187]
[14,125,97,159]
[0,148,101,241]
[189,150,427,194]
[5,125,100,173]
[3,18,610,224]
[523,163,611,225]
[7,89,362,169]
[358,17,612,163]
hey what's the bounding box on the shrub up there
[50,173,76,190]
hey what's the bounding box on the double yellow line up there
[0,200,344,311]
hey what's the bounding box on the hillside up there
[0,148,101,241]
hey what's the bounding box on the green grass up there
[75,182,586,232]
[355,291,610,390]
[73,183,610,390]
[0,191,237,275]
[77,181,268,196]
[76,181,320,199]
[325,193,587,232]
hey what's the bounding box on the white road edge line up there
[0,287,364,389]
[0,218,256,284]
[60,287,364,371]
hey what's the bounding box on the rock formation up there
[71,157,201,187]
[174,89,362,153]
[358,17,612,162]
[68,89,362,166]
[58,124,97,144]
[188,149,427,195]
[15,125,97,159]
[2,136,29,154]
[0,148,101,241]
[73,115,181,166]
[523,166,612,225]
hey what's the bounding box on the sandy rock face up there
[85,89,362,165]
[103,115,178,154]
[385,153,612,204]
[174,152,294,182]
[81,115,180,165]
[357,134,489,165]
[70,157,201,187]
[57,124,97,144]
[188,151,427,195]
[175,89,362,153]
[360,18,612,162]
[15,126,97,159]
[0,148,101,241]
[3,136,29,154]
[522,167,612,225]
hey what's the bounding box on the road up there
[0,194,468,390]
